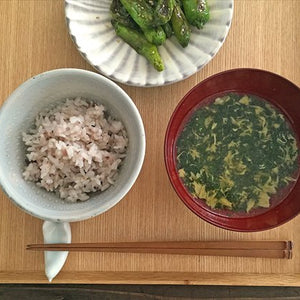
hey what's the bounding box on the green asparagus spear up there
[162,22,173,38]
[171,1,191,47]
[120,0,166,45]
[154,0,175,25]
[113,22,164,72]
[182,0,210,29]
[110,0,139,30]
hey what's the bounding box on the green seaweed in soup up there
[176,93,299,213]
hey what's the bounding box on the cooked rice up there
[22,97,128,202]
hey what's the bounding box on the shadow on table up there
[1,284,300,299]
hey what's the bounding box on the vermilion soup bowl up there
[164,68,300,232]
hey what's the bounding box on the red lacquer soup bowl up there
[164,68,300,231]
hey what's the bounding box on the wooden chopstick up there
[26,241,291,250]
[26,241,293,259]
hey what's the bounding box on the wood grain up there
[0,0,300,284]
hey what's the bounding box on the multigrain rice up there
[22,97,128,202]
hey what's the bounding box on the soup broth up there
[176,93,299,213]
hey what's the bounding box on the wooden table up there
[0,0,299,285]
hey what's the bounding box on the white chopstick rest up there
[42,221,71,282]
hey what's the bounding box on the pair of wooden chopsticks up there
[26,241,293,259]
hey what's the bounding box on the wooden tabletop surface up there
[0,0,300,285]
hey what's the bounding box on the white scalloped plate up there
[65,0,234,87]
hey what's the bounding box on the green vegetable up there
[182,0,210,29]
[119,0,154,28]
[110,0,138,30]
[176,94,299,212]
[154,0,175,25]
[110,0,210,71]
[119,0,166,45]
[143,26,166,46]
[113,22,164,71]
[171,1,191,47]
[162,22,173,38]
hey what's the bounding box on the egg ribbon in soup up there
[176,93,299,213]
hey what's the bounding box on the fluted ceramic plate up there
[65,0,234,87]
